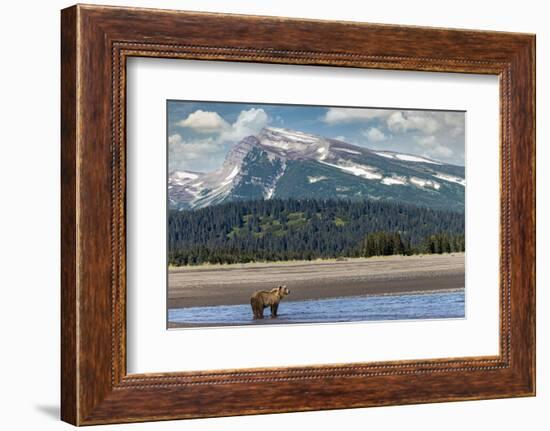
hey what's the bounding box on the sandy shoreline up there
[168,253,463,273]
[168,253,464,309]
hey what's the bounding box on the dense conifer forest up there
[168,198,465,266]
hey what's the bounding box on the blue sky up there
[168,101,465,172]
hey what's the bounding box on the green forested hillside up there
[273,159,465,212]
[168,198,464,265]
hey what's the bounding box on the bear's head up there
[278,285,290,297]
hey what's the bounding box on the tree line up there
[168,198,465,265]
[361,231,464,257]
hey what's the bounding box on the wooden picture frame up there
[61,4,535,425]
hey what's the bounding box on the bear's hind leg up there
[251,300,261,319]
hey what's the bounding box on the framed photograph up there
[61,4,535,425]
[165,100,467,329]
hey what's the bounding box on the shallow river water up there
[168,290,465,327]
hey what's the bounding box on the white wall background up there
[0,0,545,430]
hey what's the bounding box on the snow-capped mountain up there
[169,127,465,211]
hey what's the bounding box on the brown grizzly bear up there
[250,285,290,319]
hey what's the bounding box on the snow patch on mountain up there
[433,173,466,186]
[308,176,328,184]
[266,127,320,144]
[259,127,321,153]
[333,147,361,155]
[264,160,287,200]
[374,151,442,165]
[316,146,329,161]
[410,177,441,190]
[374,151,395,160]
[171,171,199,181]
[396,154,441,164]
[185,184,205,197]
[170,171,203,188]
[221,166,239,186]
[381,176,407,186]
[320,160,382,180]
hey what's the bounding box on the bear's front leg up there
[271,303,279,318]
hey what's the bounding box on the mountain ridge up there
[169,127,465,211]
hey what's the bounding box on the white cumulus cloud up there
[414,135,454,161]
[387,112,440,134]
[322,108,390,125]
[443,112,465,137]
[363,127,387,142]
[170,108,269,172]
[177,110,230,133]
[430,146,454,158]
[169,133,226,172]
[221,108,268,142]
[416,135,436,146]
[177,108,268,141]
[168,134,183,146]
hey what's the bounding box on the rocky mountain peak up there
[169,128,465,211]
